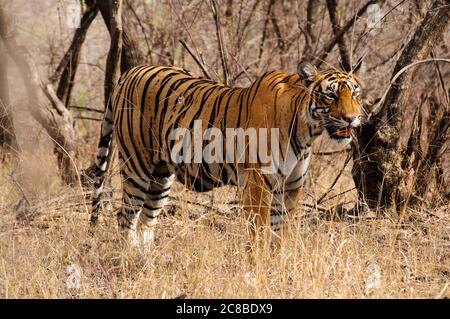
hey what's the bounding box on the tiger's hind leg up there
[117,171,150,248]
[137,173,175,250]
[243,169,271,256]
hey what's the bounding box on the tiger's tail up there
[89,95,115,227]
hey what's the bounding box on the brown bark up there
[82,0,125,184]
[326,0,351,71]
[96,0,144,73]
[0,6,80,184]
[104,0,123,104]
[0,40,19,157]
[352,0,450,209]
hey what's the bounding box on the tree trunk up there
[326,0,351,71]
[96,0,144,73]
[352,0,450,210]
[0,40,19,158]
[0,6,80,184]
[104,0,123,104]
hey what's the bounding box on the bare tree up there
[50,1,98,107]
[96,0,144,73]
[352,0,450,210]
[0,6,81,183]
[82,0,143,183]
[315,0,383,67]
[0,40,18,158]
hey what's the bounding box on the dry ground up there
[1,132,449,299]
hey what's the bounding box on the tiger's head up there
[298,60,364,143]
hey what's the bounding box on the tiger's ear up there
[297,62,317,84]
[351,57,363,78]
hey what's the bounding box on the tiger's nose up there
[343,116,360,127]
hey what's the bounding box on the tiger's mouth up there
[326,125,353,140]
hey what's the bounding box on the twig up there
[236,0,260,50]
[317,150,353,204]
[126,0,152,64]
[269,4,286,68]
[9,174,31,206]
[179,40,212,79]
[69,105,104,114]
[431,51,449,108]
[209,0,230,85]
[258,0,275,62]
[319,187,356,203]
[316,0,381,67]
[313,148,351,156]
[51,3,98,107]
[74,116,103,122]
[368,58,450,120]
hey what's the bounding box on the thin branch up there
[258,0,275,62]
[319,187,356,203]
[209,0,230,85]
[326,0,351,71]
[313,148,351,156]
[179,40,212,79]
[74,116,103,122]
[368,59,450,120]
[236,0,259,50]
[51,2,98,107]
[269,2,286,68]
[317,151,352,204]
[69,105,104,114]
[316,0,381,67]
[126,0,152,64]
[431,51,449,108]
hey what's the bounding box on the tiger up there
[88,60,364,250]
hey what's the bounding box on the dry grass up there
[1,142,449,299]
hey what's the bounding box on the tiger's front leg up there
[242,168,272,254]
[270,187,302,250]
